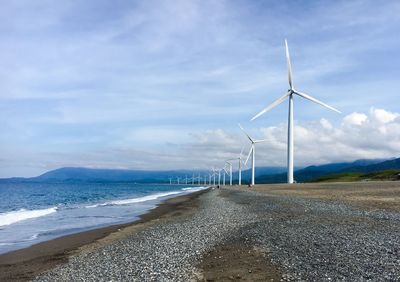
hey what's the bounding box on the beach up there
[2,182,400,281]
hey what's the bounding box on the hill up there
[315,170,400,182]
[1,157,398,184]
[257,158,397,183]
[0,166,288,184]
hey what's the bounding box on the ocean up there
[0,182,207,254]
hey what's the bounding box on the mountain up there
[340,158,400,173]
[1,167,207,183]
[257,158,395,183]
[238,166,287,180]
[315,170,400,182]
[1,158,398,184]
[0,166,288,184]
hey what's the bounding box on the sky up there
[1,0,400,177]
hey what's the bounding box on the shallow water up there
[0,182,206,254]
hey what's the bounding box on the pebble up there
[35,188,400,281]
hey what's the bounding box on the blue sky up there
[1,0,400,177]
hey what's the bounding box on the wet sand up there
[0,189,209,281]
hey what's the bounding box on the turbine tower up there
[251,40,341,184]
[239,124,266,186]
[211,168,216,185]
[225,161,233,186]
[228,147,245,185]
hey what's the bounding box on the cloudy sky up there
[1,0,400,177]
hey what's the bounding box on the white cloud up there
[343,112,368,126]
[179,107,400,169]
[320,118,333,130]
[370,107,399,123]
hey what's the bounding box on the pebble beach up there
[2,182,399,281]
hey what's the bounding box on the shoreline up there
[0,188,210,281]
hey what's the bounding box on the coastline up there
[0,188,210,281]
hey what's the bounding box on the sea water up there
[0,182,206,254]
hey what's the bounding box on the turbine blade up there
[294,91,341,113]
[240,146,245,157]
[285,39,293,89]
[238,123,254,143]
[254,139,267,143]
[245,146,253,165]
[250,92,290,121]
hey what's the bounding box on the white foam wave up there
[0,242,12,246]
[86,191,183,208]
[0,207,57,227]
[181,186,207,191]
[28,233,39,240]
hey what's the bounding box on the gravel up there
[35,189,257,281]
[227,188,400,281]
[35,187,400,281]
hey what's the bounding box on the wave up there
[0,207,57,227]
[86,191,183,208]
[181,186,207,191]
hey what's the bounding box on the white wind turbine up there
[225,160,233,186]
[227,147,245,185]
[211,168,216,186]
[239,124,267,186]
[251,40,341,184]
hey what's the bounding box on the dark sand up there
[199,238,281,281]
[0,189,209,281]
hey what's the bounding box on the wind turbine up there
[228,147,245,185]
[211,168,216,185]
[239,124,267,186]
[251,40,341,184]
[225,161,233,186]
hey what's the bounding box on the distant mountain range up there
[0,166,287,184]
[1,157,399,184]
[257,158,400,183]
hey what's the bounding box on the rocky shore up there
[33,183,400,281]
